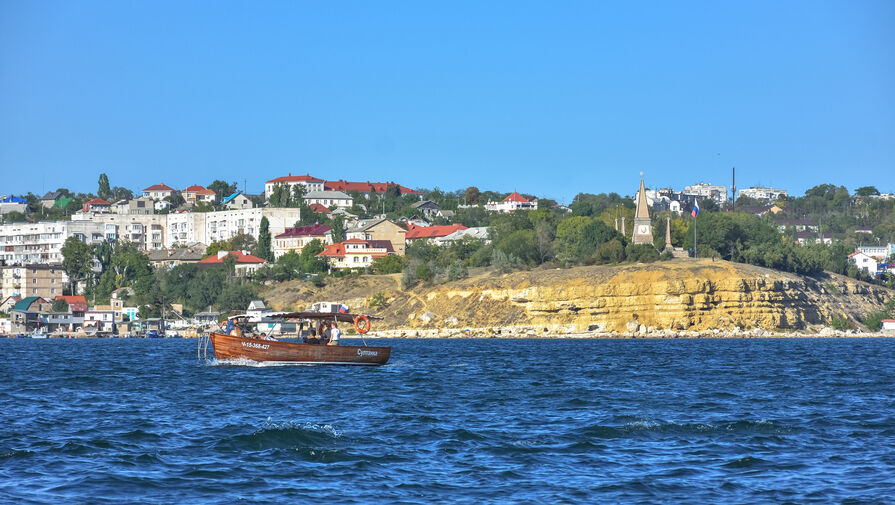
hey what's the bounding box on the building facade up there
[737,187,788,201]
[265,174,325,200]
[0,264,68,299]
[273,224,332,259]
[684,183,728,204]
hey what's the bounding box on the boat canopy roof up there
[227,311,382,323]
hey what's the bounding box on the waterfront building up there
[0,264,68,299]
[684,183,728,204]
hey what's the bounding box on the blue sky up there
[1,1,893,203]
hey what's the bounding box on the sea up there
[1,337,893,504]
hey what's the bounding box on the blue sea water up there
[1,338,894,504]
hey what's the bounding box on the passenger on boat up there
[328,320,341,346]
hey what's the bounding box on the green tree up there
[208,180,237,203]
[51,298,69,312]
[110,186,134,201]
[855,186,879,197]
[256,216,273,261]
[97,173,112,201]
[331,216,345,242]
[300,240,328,273]
[229,233,257,252]
[447,260,468,281]
[165,192,185,209]
[464,186,480,205]
[61,237,95,295]
[371,255,406,274]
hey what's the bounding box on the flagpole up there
[693,200,697,258]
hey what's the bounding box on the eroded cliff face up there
[262,259,892,334]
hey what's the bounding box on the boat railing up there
[198,333,211,360]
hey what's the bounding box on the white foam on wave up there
[260,417,342,438]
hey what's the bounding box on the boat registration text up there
[242,341,270,350]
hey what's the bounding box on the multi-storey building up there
[317,239,394,270]
[684,183,728,204]
[737,187,788,201]
[345,218,407,255]
[165,208,301,248]
[0,221,71,265]
[1,264,68,299]
[72,213,167,250]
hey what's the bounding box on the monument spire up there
[665,216,673,251]
[632,172,654,245]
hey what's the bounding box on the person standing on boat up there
[328,319,341,346]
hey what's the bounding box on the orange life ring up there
[354,315,370,334]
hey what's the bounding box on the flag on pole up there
[691,201,700,218]
[338,304,349,314]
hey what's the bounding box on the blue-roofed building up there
[220,192,253,210]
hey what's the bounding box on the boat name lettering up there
[357,349,378,357]
[241,342,270,350]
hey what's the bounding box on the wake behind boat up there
[203,310,389,366]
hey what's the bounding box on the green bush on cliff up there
[862,311,889,332]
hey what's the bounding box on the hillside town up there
[1,172,894,337]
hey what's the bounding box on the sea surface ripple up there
[1,338,894,504]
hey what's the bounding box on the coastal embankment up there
[261,259,894,337]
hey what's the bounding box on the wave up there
[577,418,790,439]
[213,419,342,453]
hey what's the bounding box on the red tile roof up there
[84,198,110,205]
[199,251,267,264]
[317,243,345,257]
[275,224,332,239]
[267,173,324,184]
[405,224,468,239]
[848,251,865,258]
[55,295,88,312]
[503,191,530,203]
[183,185,215,195]
[143,183,175,192]
[324,180,421,195]
[308,203,332,213]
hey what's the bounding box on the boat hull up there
[209,332,390,365]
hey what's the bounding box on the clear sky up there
[1,1,893,202]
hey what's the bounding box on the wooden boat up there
[206,311,389,366]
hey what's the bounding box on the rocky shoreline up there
[365,326,895,339]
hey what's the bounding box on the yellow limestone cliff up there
[262,259,892,334]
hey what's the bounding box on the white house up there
[142,184,176,200]
[848,251,878,275]
[85,310,116,334]
[485,192,538,213]
[882,319,895,332]
[304,191,353,209]
[317,239,394,270]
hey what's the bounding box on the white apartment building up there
[165,208,301,248]
[684,183,728,204]
[72,213,167,250]
[737,187,788,201]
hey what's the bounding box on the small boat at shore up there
[204,311,389,366]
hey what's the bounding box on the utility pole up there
[731,166,736,212]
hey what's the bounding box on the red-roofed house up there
[199,251,268,277]
[308,203,332,214]
[182,185,216,203]
[405,224,468,243]
[55,295,88,316]
[273,224,332,259]
[324,180,421,196]
[485,192,538,213]
[317,239,394,270]
[265,174,325,200]
[82,198,111,213]
[142,184,176,200]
